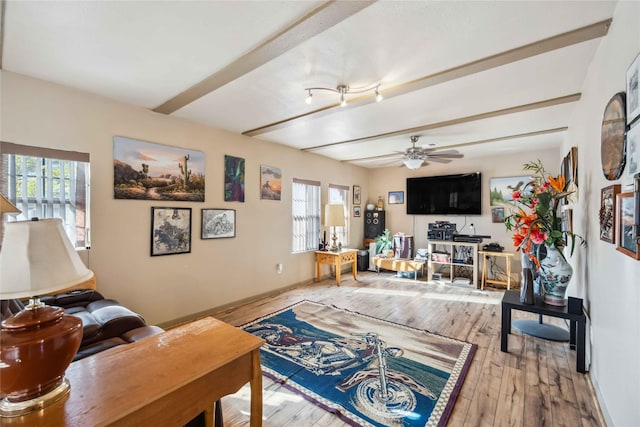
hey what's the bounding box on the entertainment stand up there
[427,240,478,287]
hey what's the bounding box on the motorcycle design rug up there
[241,300,476,427]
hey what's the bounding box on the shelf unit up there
[427,240,479,287]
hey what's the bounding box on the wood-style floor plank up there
[201,271,604,426]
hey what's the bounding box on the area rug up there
[241,300,476,427]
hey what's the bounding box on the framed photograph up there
[561,208,573,233]
[615,192,640,259]
[113,136,205,202]
[353,185,361,205]
[353,206,361,217]
[626,122,640,181]
[627,52,640,125]
[260,165,281,200]
[224,155,245,202]
[388,191,404,204]
[151,207,192,256]
[202,209,236,239]
[600,185,621,243]
[489,176,531,207]
[491,207,505,223]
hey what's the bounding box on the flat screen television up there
[406,172,482,215]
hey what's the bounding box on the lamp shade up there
[324,204,345,227]
[0,194,21,214]
[0,219,93,299]
[403,158,424,170]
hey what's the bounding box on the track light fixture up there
[304,83,382,107]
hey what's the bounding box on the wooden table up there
[479,250,514,290]
[501,290,586,373]
[3,317,264,426]
[315,249,358,286]
[371,256,426,281]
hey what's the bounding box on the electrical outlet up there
[277,263,283,274]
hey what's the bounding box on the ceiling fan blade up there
[424,157,452,164]
[427,150,463,158]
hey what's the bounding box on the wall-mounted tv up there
[406,172,482,215]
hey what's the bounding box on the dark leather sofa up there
[1,289,164,361]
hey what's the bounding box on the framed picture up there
[561,208,573,233]
[615,192,640,259]
[224,155,245,202]
[489,176,531,207]
[202,209,236,239]
[491,207,505,223]
[260,165,281,200]
[150,207,192,256]
[353,206,361,217]
[600,184,621,243]
[353,185,361,205]
[627,51,640,125]
[562,147,579,204]
[626,122,640,181]
[113,136,205,202]
[388,191,404,204]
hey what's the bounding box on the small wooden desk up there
[479,250,514,290]
[315,249,358,286]
[371,256,426,281]
[3,317,264,427]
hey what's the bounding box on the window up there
[292,178,320,253]
[1,142,90,248]
[328,184,349,246]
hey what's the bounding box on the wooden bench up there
[371,256,426,281]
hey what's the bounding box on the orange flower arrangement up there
[504,160,584,267]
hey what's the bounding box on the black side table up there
[501,290,586,373]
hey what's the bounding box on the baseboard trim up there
[157,278,315,330]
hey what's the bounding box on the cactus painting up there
[113,136,205,201]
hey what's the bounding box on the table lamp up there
[324,204,345,251]
[0,218,94,417]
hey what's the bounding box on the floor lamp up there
[325,204,345,251]
[0,218,95,417]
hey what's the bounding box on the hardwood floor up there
[209,271,605,427]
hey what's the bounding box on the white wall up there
[0,71,369,325]
[566,2,640,425]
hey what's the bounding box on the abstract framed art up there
[224,155,245,202]
[202,209,236,239]
[388,191,404,204]
[150,207,192,256]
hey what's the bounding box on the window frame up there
[292,178,321,253]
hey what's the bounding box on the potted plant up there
[375,229,393,256]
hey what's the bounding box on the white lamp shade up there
[0,219,94,299]
[324,204,345,227]
[403,158,424,170]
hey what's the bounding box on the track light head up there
[305,90,313,105]
[375,85,383,102]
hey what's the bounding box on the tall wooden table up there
[3,317,264,426]
[315,249,358,286]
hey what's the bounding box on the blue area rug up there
[241,300,476,427]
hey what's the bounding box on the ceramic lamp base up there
[0,378,70,417]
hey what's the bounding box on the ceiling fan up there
[400,136,463,169]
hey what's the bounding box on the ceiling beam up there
[343,127,569,163]
[304,93,580,152]
[153,0,375,114]
[0,0,6,69]
[243,19,610,137]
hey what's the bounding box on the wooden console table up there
[315,249,358,286]
[3,317,264,426]
[501,290,586,373]
[371,256,426,281]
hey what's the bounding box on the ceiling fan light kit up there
[304,83,382,107]
[400,136,464,169]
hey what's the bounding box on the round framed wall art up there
[601,92,627,180]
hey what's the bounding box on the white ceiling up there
[1,1,617,169]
